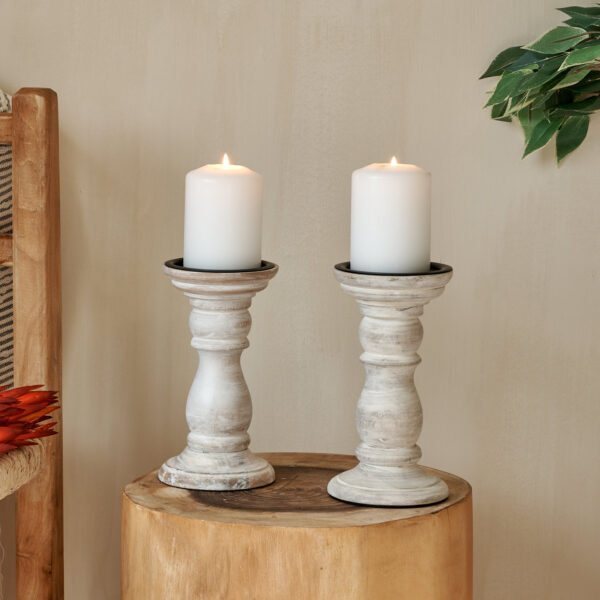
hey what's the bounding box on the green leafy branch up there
[482,4,600,163]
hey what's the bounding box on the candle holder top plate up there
[334,262,452,305]
[164,258,278,295]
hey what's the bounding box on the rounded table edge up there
[123,452,472,529]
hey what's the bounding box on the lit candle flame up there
[222,153,230,166]
[390,156,398,165]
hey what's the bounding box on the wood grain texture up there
[122,453,472,600]
[0,234,13,265]
[12,88,63,600]
[0,112,11,143]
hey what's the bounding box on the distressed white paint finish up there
[159,261,278,490]
[328,263,453,506]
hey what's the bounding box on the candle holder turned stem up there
[328,262,453,506]
[159,259,277,491]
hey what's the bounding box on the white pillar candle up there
[183,154,262,271]
[350,157,431,274]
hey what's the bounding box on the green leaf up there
[549,67,591,89]
[560,5,600,28]
[571,74,600,93]
[491,100,512,121]
[556,114,590,162]
[480,46,526,79]
[518,107,546,140]
[558,6,600,18]
[552,95,600,115]
[485,68,534,107]
[536,89,559,107]
[524,25,587,54]
[523,117,563,157]
[506,50,557,72]
[505,94,534,116]
[559,42,600,69]
[513,56,564,94]
[563,15,600,28]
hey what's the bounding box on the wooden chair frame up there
[0,88,63,599]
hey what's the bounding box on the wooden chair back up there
[0,88,63,599]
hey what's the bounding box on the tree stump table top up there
[124,452,471,528]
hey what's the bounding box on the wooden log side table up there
[122,453,472,600]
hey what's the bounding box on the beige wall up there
[1,0,599,598]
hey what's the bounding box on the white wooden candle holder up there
[159,258,277,491]
[328,262,453,506]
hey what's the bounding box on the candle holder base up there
[327,463,448,506]
[159,450,274,491]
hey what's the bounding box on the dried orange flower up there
[0,386,58,453]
